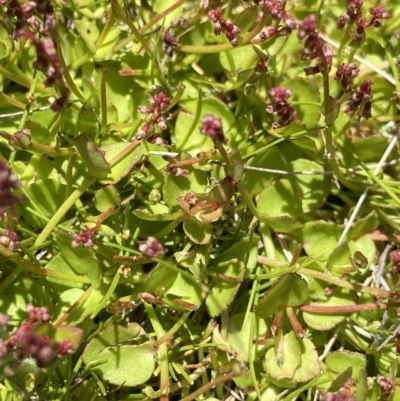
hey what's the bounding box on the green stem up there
[101,69,108,130]
[300,302,400,313]
[112,0,152,56]
[143,303,169,401]
[155,312,190,348]
[56,46,85,100]
[33,176,96,247]
[179,371,237,401]
[0,130,74,156]
[91,271,121,318]
[0,245,92,287]
[297,267,398,300]
[215,142,261,220]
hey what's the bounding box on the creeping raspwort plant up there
[1,0,400,399]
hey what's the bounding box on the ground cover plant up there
[0,0,400,399]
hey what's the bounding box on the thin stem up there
[178,371,237,401]
[154,312,190,348]
[33,176,96,247]
[0,245,92,284]
[56,45,85,100]
[300,302,400,313]
[101,69,108,130]
[143,303,169,401]
[215,141,261,220]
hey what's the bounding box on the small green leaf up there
[327,367,353,393]
[183,218,212,245]
[255,274,308,319]
[23,179,67,228]
[264,331,301,380]
[75,19,100,54]
[55,232,102,288]
[94,185,120,212]
[163,152,208,208]
[282,78,321,129]
[133,204,182,221]
[257,179,303,220]
[226,313,267,362]
[289,159,331,212]
[73,134,110,179]
[325,351,366,379]
[138,264,205,311]
[220,45,256,75]
[301,221,342,259]
[83,325,155,387]
[0,24,12,59]
[355,369,368,401]
[326,243,353,273]
[99,142,141,184]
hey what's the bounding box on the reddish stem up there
[286,307,305,338]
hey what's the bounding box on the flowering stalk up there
[200,115,261,220]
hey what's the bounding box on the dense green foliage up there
[1,0,400,400]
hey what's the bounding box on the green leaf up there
[73,134,110,179]
[325,351,366,379]
[94,185,121,212]
[163,152,208,208]
[220,45,256,75]
[289,159,331,212]
[183,218,212,245]
[301,221,342,259]
[133,204,182,221]
[0,24,12,59]
[302,288,356,331]
[327,367,353,392]
[243,147,286,196]
[255,274,308,319]
[138,265,205,311]
[83,325,155,387]
[55,232,102,288]
[264,331,301,380]
[355,369,368,401]
[75,19,100,54]
[206,254,245,317]
[23,178,67,228]
[282,78,321,129]
[257,179,303,221]
[99,142,141,184]
[326,243,354,273]
[226,313,267,362]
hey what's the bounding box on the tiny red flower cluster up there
[338,1,390,43]
[255,57,269,74]
[259,1,298,39]
[266,86,297,128]
[0,305,73,368]
[335,63,360,92]
[0,228,19,251]
[72,228,95,249]
[168,165,189,177]
[298,14,333,76]
[320,378,355,401]
[2,0,69,111]
[0,160,22,210]
[208,7,240,47]
[138,236,166,257]
[345,79,373,119]
[200,114,227,144]
[136,92,172,145]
